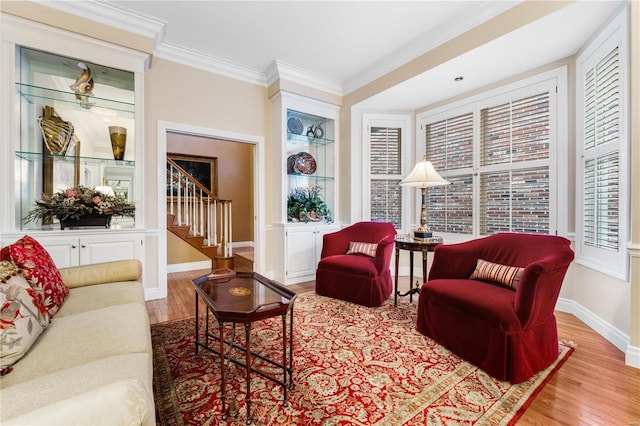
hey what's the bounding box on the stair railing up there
[166,158,232,257]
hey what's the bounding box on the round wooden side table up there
[394,235,443,306]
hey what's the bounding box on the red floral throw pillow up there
[3,236,69,317]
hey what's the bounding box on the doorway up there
[166,132,254,270]
[156,121,265,300]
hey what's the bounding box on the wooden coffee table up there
[193,270,297,424]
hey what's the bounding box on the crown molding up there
[1,13,150,72]
[28,0,515,96]
[266,60,343,96]
[155,42,267,86]
[30,0,167,44]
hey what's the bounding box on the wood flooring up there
[146,270,640,425]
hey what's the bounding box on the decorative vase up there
[60,214,112,230]
[109,126,127,160]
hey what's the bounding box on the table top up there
[193,270,297,323]
[395,235,443,250]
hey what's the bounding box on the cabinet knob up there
[71,244,77,248]
[81,244,87,248]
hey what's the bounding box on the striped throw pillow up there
[469,258,524,290]
[346,242,378,258]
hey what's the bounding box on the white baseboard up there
[626,344,640,368]
[144,286,165,301]
[167,260,212,273]
[556,297,630,357]
[232,241,254,248]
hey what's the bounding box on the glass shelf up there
[16,151,134,167]
[287,174,334,182]
[16,83,135,117]
[286,132,334,146]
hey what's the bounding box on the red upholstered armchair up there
[416,232,574,383]
[316,222,397,307]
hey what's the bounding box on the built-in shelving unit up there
[0,13,152,296]
[13,47,137,231]
[272,92,340,285]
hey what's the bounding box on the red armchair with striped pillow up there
[417,232,574,383]
[316,222,397,307]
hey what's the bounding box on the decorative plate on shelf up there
[295,151,316,175]
[287,116,304,135]
[287,154,300,175]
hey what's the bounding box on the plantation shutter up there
[582,47,620,251]
[479,92,550,234]
[370,126,402,228]
[425,113,473,234]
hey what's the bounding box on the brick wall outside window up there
[370,127,402,228]
[424,91,551,236]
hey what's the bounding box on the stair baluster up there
[166,158,234,269]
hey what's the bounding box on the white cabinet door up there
[283,224,339,283]
[36,236,82,268]
[285,227,318,279]
[79,234,143,265]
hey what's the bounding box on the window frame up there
[416,68,568,244]
[362,114,412,232]
[575,7,629,280]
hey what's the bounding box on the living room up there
[1,0,639,424]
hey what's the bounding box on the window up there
[364,116,410,230]
[478,92,551,234]
[425,113,473,234]
[576,8,628,279]
[370,126,402,228]
[419,73,561,239]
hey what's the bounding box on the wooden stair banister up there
[166,158,233,269]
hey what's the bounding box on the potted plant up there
[287,185,332,223]
[24,185,135,229]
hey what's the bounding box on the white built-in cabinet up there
[271,91,340,284]
[20,232,144,268]
[0,15,148,279]
[275,223,340,282]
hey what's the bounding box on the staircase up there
[166,158,234,269]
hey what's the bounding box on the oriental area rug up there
[152,293,573,425]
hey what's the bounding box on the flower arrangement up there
[287,186,332,223]
[24,185,135,225]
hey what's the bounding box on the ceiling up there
[51,0,623,110]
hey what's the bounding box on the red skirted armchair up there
[316,222,397,307]
[416,232,574,383]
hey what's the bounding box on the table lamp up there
[400,156,450,239]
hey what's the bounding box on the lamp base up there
[413,230,433,239]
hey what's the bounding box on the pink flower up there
[65,189,78,198]
[92,196,102,204]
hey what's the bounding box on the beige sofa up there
[0,259,155,425]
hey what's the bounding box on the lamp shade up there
[400,156,450,188]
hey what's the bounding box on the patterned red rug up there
[152,293,572,425]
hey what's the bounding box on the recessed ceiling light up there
[454,76,464,82]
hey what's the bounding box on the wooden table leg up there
[288,307,294,390]
[220,322,227,420]
[422,249,428,285]
[408,251,415,303]
[194,291,199,358]
[281,312,289,406]
[245,323,252,425]
[394,246,400,306]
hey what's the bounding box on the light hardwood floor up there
[146,270,640,425]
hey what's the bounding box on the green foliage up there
[24,185,135,225]
[287,186,332,223]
